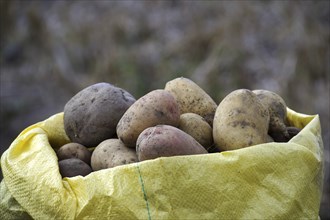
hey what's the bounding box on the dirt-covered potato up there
[91,139,138,171]
[287,126,301,139]
[64,82,136,147]
[136,125,208,161]
[116,89,180,148]
[252,89,289,139]
[164,77,217,125]
[213,89,270,151]
[271,126,301,142]
[57,143,91,165]
[178,113,213,149]
[58,158,92,178]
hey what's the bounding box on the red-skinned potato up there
[136,125,207,161]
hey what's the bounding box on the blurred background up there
[0,0,329,218]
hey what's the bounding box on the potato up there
[213,89,270,151]
[269,132,288,142]
[91,139,138,171]
[56,142,91,165]
[252,89,289,139]
[58,158,92,178]
[271,126,301,142]
[178,113,213,149]
[136,125,208,161]
[287,126,301,139]
[116,89,180,148]
[164,77,217,125]
[64,82,136,147]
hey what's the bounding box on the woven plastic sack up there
[0,108,324,219]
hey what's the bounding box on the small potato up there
[213,89,270,151]
[58,158,92,178]
[178,113,213,149]
[91,139,138,171]
[164,77,217,125]
[270,126,301,142]
[57,143,91,165]
[269,132,288,142]
[287,126,301,139]
[64,82,136,147]
[136,125,208,161]
[116,89,180,148]
[252,89,289,139]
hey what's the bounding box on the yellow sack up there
[0,108,324,219]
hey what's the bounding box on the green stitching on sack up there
[136,164,151,220]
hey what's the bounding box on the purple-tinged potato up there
[136,125,207,161]
[58,158,92,178]
[64,82,136,147]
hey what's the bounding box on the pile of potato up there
[56,77,300,178]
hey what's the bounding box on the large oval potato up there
[91,139,138,171]
[116,89,180,148]
[57,142,91,165]
[178,113,213,149]
[136,125,207,161]
[164,77,217,125]
[213,89,270,151]
[64,82,136,147]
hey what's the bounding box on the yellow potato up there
[252,89,289,139]
[164,77,217,125]
[116,89,180,148]
[213,89,270,151]
[91,139,138,171]
[178,113,213,149]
